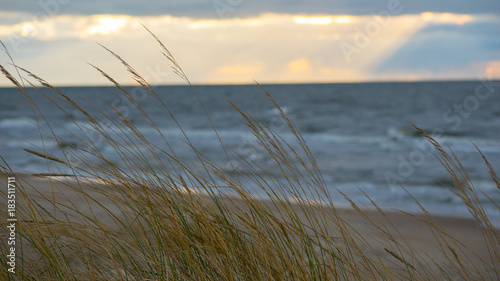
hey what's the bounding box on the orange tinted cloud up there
[485,61,500,79]
[287,58,311,73]
[0,12,496,86]
[217,62,264,75]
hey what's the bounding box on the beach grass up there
[0,33,499,280]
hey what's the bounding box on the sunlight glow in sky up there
[0,11,499,86]
[87,16,128,35]
[292,15,353,25]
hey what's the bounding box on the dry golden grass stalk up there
[0,34,498,280]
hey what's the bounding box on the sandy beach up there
[1,173,497,279]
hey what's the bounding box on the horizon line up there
[1,78,498,89]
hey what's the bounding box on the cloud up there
[213,62,265,82]
[0,0,498,18]
[217,63,264,74]
[86,16,128,35]
[373,16,500,79]
[0,12,499,86]
[486,61,500,78]
[287,58,311,73]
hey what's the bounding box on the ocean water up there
[1,81,499,225]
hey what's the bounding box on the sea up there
[1,81,500,226]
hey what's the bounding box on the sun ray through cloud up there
[0,11,499,85]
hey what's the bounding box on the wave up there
[0,117,37,128]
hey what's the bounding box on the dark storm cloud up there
[1,0,499,18]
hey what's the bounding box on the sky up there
[0,0,499,86]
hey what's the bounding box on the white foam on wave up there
[0,118,36,128]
